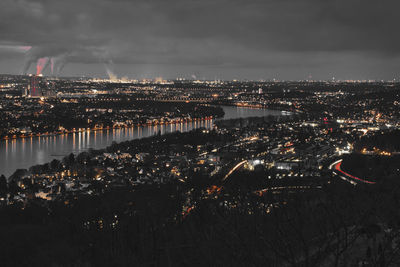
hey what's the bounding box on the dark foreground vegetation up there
[355,130,400,153]
[341,154,400,182]
[1,170,400,266]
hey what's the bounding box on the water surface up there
[0,106,287,176]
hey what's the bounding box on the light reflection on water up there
[0,120,213,176]
[0,106,286,177]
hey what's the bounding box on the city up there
[1,75,400,265]
[1,0,400,266]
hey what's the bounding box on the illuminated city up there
[1,0,400,266]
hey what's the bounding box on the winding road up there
[329,159,376,185]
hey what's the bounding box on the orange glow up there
[206,185,223,195]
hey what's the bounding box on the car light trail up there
[222,160,247,182]
[331,160,376,185]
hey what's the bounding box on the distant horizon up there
[1,72,400,83]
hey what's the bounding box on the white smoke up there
[21,45,115,77]
[105,65,118,80]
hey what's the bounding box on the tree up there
[63,153,75,167]
[0,174,7,197]
[50,159,62,171]
[76,152,90,165]
[8,180,19,200]
[9,169,28,182]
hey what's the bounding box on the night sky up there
[0,0,399,80]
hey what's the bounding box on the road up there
[329,159,376,185]
[222,160,248,182]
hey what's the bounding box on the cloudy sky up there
[0,0,399,80]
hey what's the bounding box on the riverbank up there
[1,116,215,142]
[0,106,285,177]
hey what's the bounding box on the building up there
[24,75,56,98]
[28,74,43,98]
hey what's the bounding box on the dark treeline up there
[1,169,400,266]
[340,130,400,182]
[340,154,400,182]
[355,130,400,153]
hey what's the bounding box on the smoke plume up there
[36,57,49,75]
[21,45,115,77]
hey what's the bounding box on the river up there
[0,106,287,177]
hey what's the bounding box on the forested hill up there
[355,130,400,153]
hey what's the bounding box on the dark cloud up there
[0,0,399,79]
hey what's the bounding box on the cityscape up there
[1,0,400,266]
